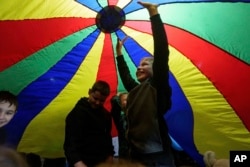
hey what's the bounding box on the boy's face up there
[88,90,108,109]
[0,101,16,128]
[136,58,153,82]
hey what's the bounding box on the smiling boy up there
[115,1,175,166]
[0,91,18,145]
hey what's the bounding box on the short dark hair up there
[91,80,110,96]
[0,91,18,111]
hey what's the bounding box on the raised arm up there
[138,1,172,112]
[116,37,139,91]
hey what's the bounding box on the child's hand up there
[116,36,129,56]
[137,1,159,17]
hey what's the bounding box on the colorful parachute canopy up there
[0,0,250,166]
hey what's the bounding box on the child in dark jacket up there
[64,80,114,167]
[116,1,175,166]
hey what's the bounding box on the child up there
[116,1,175,166]
[0,91,18,145]
[203,151,229,167]
[0,146,29,167]
[64,80,114,167]
[111,92,129,159]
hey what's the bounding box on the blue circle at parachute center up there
[96,5,126,33]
